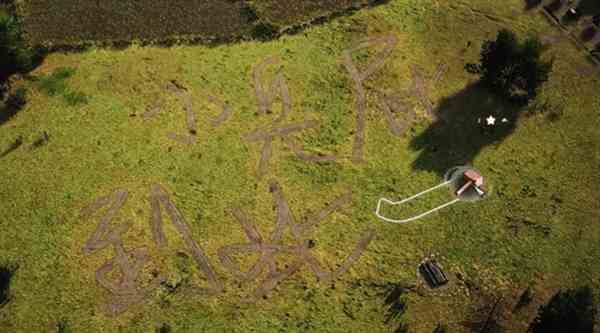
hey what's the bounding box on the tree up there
[0,8,42,101]
[530,287,596,333]
[0,10,34,80]
[469,29,553,104]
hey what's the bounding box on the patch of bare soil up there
[576,63,600,77]
[540,34,567,45]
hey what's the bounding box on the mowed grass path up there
[1,0,599,332]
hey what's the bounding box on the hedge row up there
[253,0,378,27]
[19,0,383,48]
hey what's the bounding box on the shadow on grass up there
[580,25,598,42]
[385,283,408,324]
[0,135,23,159]
[525,0,543,11]
[409,82,525,176]
[155,323,172,333]
[0,89,26,127]
[432,324,447,333]
[528,286,596,332]
[0,89,27,159]
[0,264,18,308]
[544,0,564,14]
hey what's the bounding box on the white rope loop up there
[375,180,460,224]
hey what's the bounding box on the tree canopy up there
[0,10,35,81]
[0,8,43,103]
[470,29,553,104]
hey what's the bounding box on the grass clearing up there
[1,0,600,332]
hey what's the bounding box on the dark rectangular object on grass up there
[419,260,448,289]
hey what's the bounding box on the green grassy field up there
[1,0,600,332]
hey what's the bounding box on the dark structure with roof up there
[419,260,449,289]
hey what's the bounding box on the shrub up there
[35,67,88,106]
[36,67,75,96]
[0,9,42,81]
[63,90,88,106]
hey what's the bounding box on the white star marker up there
[485,115,496,126]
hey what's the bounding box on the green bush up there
[469,29,553,104]
[35,67,88,106]
[63,91,88,106]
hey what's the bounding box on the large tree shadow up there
[410,82,525,176]
[528,286,596,333]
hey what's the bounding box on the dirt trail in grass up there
[149,184,224,295]
[81,189,129,255]
[206,95,233,127]
[81,189,164,316]
[409,65,435,120]
[143,82,234,146]
[141,105,162,119]
[218,180,374,302]
[342,34,398,163]
[248,58,337,177]
[378,92,415,137]
[168,80,197,130]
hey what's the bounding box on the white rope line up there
[375,180,460,224]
